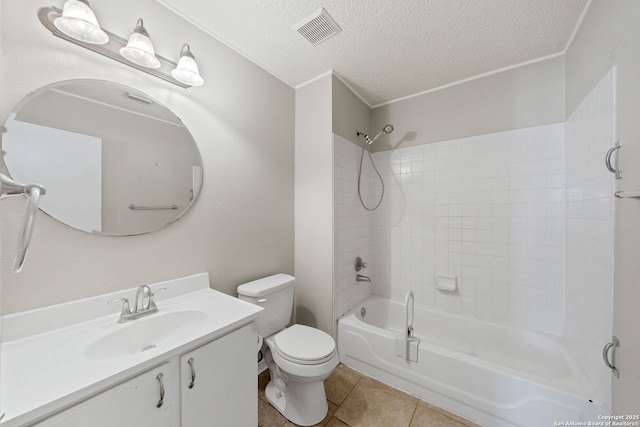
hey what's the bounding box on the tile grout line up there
[407,401,419,427]
[336,373,366,427]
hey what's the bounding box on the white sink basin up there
[85,310,207,360]
[1,273,263,427]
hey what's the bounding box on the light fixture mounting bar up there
[38,7,190,89]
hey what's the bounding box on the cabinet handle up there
[188,357,196,389]
[156,373,165,408]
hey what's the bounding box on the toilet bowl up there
[264,325,339,425]
[237,274,339,426]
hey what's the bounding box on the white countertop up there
[0,273,262,426]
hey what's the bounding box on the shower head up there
[356,124,394,145]
[369,124,394,144]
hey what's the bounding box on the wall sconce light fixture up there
[53,0,108,45]
[120,18,161,69]
[39,5,204,88]
[171,44,204,87]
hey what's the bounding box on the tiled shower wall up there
[333,135,375,321]
[564,67,615,408]
[373,124,566,335]
[333,69,615,405]
[334,124,567,336]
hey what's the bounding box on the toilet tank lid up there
[237,274,294,297]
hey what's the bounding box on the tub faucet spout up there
[356,274,371,283]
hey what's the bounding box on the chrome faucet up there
[134,285,152,312]
[355,257,371,282]
[108,285,165,323]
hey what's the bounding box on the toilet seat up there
[273,324,336,365]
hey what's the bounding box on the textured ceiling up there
[156,0,589,107]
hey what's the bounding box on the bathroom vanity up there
[0,273,262,426]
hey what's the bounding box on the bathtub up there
[337,297,604,427]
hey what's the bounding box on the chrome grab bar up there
[603,336,620,378]
[129,204,178,210]
[615,190,640,199]
[605,140,622,179]
[405,290,414,338]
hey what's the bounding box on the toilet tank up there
[237,274,294,338]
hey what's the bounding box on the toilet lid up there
[274,324,336,364]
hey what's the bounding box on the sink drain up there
[141,344,157,352]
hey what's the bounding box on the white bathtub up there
[338,297,604,427]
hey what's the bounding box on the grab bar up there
[395,290,418,361]
[129,204,178,210]
[405,290,414,338]
[0,174,46,272]
[615,190,640,199]
[605,140,622,179]
[603,336,620,378]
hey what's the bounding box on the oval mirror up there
[1,79,203,236]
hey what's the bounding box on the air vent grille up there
[294,8,342,46]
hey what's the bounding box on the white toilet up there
[237,274,339,426]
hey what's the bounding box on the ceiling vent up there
[293,8,342,46]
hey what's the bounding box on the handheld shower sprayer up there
[356,124,394,145]
[355,124,394,211]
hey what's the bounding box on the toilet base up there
[265,378,329,426]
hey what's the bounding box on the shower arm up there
[0,174,46,273]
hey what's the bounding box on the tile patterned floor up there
[258,364,482,427]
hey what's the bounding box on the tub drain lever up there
[602,336,620,378]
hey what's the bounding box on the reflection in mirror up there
[2,80,203,236]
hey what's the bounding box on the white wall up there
[564,67,616,409]
[332,75,370,145]
[0,1,4,408]
[294,74,334,333]
[565,0,640,413]
[0,0,294,314]
[370,56,565,151]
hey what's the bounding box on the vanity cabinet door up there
[35,363,177,427]
[180,323,258,427]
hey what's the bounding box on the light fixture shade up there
[53,0,108,44]
[119,18,161,69]
[171,44,204,87]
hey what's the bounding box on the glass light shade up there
[53,0,108,44]
[119,19,161,69]
[171,47,204,87]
